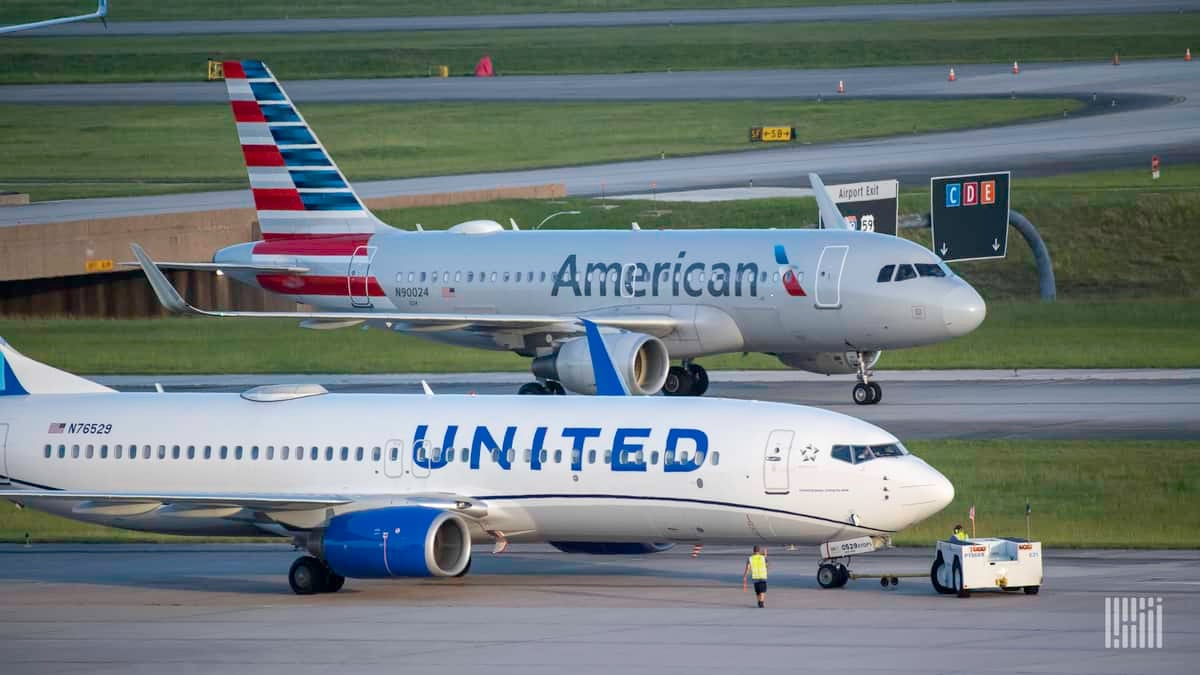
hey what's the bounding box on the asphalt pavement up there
[0,543,1195,674]
[14,0,1199,36]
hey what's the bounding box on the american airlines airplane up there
[142,60,986,404]
[0,321,954,594]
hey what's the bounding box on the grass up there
[0,0,975,23]
[5,440,1196,547]
[1,300,1197,374]
[894,441,1200,549]
[0,97,1080,202]
[1,14,1197,83]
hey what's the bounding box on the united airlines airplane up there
[0,324,955,590]
[140,60,986,404]
[0,323,953,594]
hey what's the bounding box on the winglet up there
[581,319,629,396]
[130,244,203,316]
[809,172,851,230]
[421,380,435,396]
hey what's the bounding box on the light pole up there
[535,210,581,230]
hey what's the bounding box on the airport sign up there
[824,179,899,235]
[749,126,795,143]
[930,171,1011,261]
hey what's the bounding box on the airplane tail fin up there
[222,60,385,240]
[0,339,114,396]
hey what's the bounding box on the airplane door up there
[0,423,8,484]
[383,439,405,478]
[348,245,377,308]
[763,429,794,494]
[410,438,430,479]
[815,245,849,309]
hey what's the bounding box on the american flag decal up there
[48,423,66,434]
[442,287,456,298]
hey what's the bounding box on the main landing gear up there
[852,351,882,405]
[289,555,346,595]
[662,362,709,397]
[518,380,566,396]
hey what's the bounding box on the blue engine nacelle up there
[316,506,471,578]
[549,542,675,555]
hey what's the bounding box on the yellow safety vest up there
[952,530,967,542]
[749,554,768,580]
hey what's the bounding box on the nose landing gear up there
[852,351,882,405]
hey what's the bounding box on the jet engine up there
[549,542,675,554]
[532,332,669,395]
[311,506,471,578]
[776,350,882,375]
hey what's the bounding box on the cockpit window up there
[876,265,895,283]
[915,263,946,278]
[894,264,917,282]
[831,443,908,464]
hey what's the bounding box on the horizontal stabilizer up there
[118,261,310,274]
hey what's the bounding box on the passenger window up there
[187,446,195,460]
[588,449,596,464]
[115,445,123,459]
[235,446,243,460]
[340,447,349,461]
[894,264,917,282]
[467,271,474,282]
[311,447,319,461]
[604,450,612,463]
[44,444,52,458]
[204,446,212,460]
[554,449,563,464]
[250,446,259,460]
[540,271,547,283]
[100,445,108,459]
[72,445,80,458]
[58,445,66,458]
[325,447,334,461]
[504,271,511,282]
[420,272,427,282]
[143,445,151,459]
[355,447,364,461]
[915,263,947,278]
[158,445,166,459]
[712,451,720,466]
[171,445,180,459]
[86,444,94,459]
[490,272,497,282]
[455,271,462,282]
[220,445,229,460]
[831,445,852,463]
[571,448,582,466]
[372,446,382,461]
[650,451,659,465]
[389,446,399,462]
[266,446,274,460]
[539,449,548,464]
[447,448,455,463]
[877,265,895,283]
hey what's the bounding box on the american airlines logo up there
[552,247,806,299]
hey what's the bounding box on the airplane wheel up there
[817,563,839,589]
[834,563,850,587]
[518,382,547,395]
[686,364,709,396]
[289,555,326,595]
[662,366,693,396]
[545,380,566,396]
[324,570,346,593]
[853,383,871,405]
[953,558,970,598]
[869,382,882,404]
[1023,586,1040,595]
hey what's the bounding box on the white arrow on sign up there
[992,238,1001,252]
[939,242,949,256]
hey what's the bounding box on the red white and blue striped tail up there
[223,60,383,240]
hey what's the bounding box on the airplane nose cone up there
[943,284,986,337]
[931,471,955,513]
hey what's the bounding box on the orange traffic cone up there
[1187,48,1193,62]
[1112,52,1120,66]
[837,79,845,94]
[1012,61,1020,75]
[948,67,956,82]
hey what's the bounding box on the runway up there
[3,59,1197,227]
[0,543,1195,674]
[97,369,1200,440]
[15,0,1196,36]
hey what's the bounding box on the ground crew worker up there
[743,545,769,608]
[951,524,968,542]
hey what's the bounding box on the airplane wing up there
[118,261,312,275]
[130,244,677,337]
[0,489,488,518]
